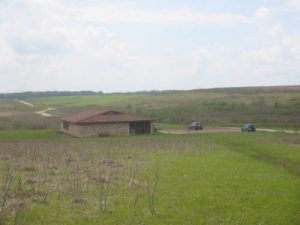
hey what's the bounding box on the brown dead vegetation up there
[257,154,300,176]
[0,112,24,118]
[0,138,166,223]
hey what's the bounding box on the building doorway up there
[129,122,151,134]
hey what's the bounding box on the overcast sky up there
[0,0,299,93]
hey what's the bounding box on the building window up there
[63,121,69,130]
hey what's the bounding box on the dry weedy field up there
[0,132,299,225]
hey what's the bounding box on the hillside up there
[0,85,300,129]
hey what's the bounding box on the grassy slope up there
[28,85,300,129]
[0,131,299,225]
[1,85,299,129]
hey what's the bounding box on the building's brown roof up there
[62,109,154,124]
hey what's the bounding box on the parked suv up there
[189,122,203,130]
[241,124,256,132]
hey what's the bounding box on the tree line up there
[0,91,103,99]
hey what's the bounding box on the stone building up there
[61,109,154,137]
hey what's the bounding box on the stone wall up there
[61,122,129,137]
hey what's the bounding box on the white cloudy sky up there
[0,0,300,92]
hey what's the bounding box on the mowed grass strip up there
[0,129,59,140]
[0,132,299,225]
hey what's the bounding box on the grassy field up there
[0,85,297,130]
[0,130,299,225]
[0,86,299,224]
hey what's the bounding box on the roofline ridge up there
[78,109,121,122]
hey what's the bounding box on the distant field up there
[30,94,148,108]
[0,85,300,129]
[33,85,300,129]
[0,131,299,225]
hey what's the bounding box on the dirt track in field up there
[160,127,300,134]
[160,127,241,134]
[14,99,34,107]
[35,108,56,117]
[13,99,56,117]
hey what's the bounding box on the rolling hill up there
[0,85,299,130]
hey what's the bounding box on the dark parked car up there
[189,122,203,130]
[241,124,256,132]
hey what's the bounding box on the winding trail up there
[35,108,56,117]
[14,99,34,107]
[14,99,56,117]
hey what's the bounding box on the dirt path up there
[13,99,56,117]
[160,127,300,134]
[256,128,300,134]
[14,99,34,107]
[160,127,240,134]
[35,108,56,117]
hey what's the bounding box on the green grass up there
[0,132,299,224]
[154,123,187,130]
[0,129,59,140]
[27,85,300,129]
[30,95,147,108]
[1,86,300,129]
[0,99,33,111]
